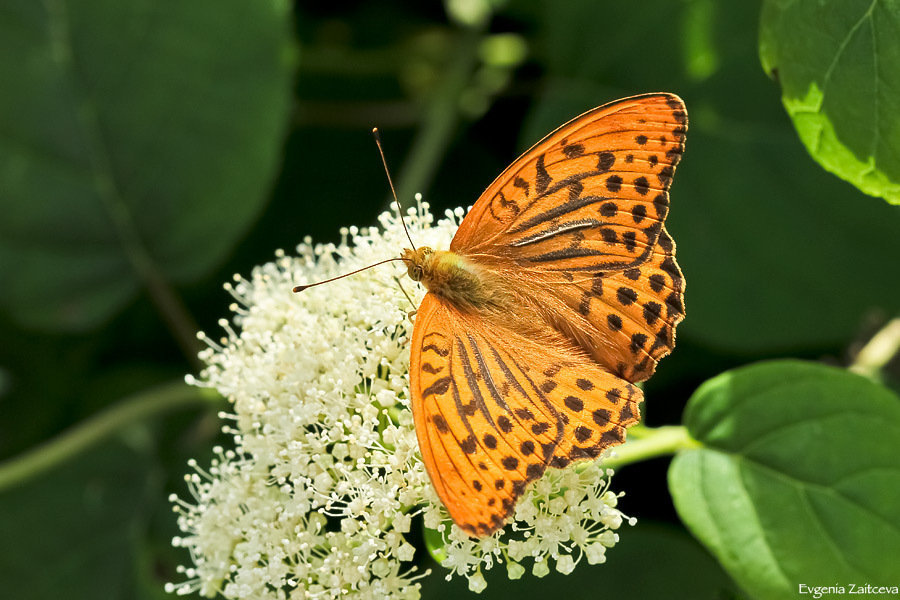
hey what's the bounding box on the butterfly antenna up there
[293,257,410,293]
[373,127,417,250]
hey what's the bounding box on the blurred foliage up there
[0,0,898,599]
[0,437,159,600]
[0,0,294,334]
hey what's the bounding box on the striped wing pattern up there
[451,93,686,275]
[411,294,642,537]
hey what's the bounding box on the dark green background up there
[1,1,898,598]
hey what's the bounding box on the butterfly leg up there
[395,275,416,303]
[395,275,418,323]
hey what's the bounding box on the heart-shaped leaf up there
[670,360,900,599]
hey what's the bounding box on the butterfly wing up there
[451,93,687,382]
[541,225,685,382]
[451,93,686,272]
[410,293,642,537]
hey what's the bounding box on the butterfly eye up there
[408,265,423,282]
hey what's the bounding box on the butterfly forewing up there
[451,93,686,275]
[411,294,643,536]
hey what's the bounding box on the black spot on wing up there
[643,302,662,325]
[597,152,615,172]
[563,144,585,158]
[606,175,623,193]
[432,415,450,433]
[607,314,623,331]
[565,396,583,411]
[634,177,650,196]
[460,435,477,454]
[632,205,646,223]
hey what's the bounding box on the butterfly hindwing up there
[410,293,643,536]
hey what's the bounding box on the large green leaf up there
[670,360,900,599]
[0,0,294,331]
[524,0,900,352]
[760,0,900,205]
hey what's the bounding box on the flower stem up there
[603,425,701,469]
[0,381,219,491]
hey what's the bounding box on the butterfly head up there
[401,246,435,282]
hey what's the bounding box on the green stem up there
[392,24,486,206]
[0,381,219,491]
[602,425,701,470]
[849,317,900,378]
[620,421,654,439]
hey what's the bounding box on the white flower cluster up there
[168,200,633,599]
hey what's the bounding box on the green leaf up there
[760,0,900,205]
[670,360,900,600]
[0,0,295,331]
[0,437,159,599]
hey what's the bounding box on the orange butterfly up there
[402,93,687,537]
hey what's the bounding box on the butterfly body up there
[403,94,688,537]
[402,246,511,313]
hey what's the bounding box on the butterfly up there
[399,93,688,538]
